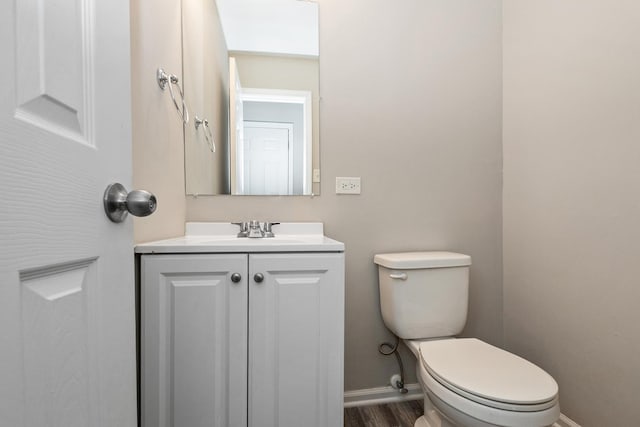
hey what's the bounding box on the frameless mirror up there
[182,0,320,196]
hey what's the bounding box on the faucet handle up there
[232,221,249,238]
[263,222,280,238]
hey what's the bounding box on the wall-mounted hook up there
[195,115,216,153]
[157,67,189,124]
[157,68,169,89]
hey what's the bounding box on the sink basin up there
[135,222,344,254]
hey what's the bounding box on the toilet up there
[374,252,560,427]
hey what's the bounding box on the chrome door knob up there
[103,183,157,223]
[254,273,264,283]
[231,273,242,283]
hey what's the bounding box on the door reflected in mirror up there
[182,0,320,196]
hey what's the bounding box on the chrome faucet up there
[247,220,264,238]
[233,221,280,238]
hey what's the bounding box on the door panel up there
[141,254,248,427]
[20,259,99,427]
[0,0,135,425]
[243,122,293,195]
[248,253,344,427]
[15,0,91,142]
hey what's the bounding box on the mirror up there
[182,0,320,196]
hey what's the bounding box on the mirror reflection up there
[182,0,320,196]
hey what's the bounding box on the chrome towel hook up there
[195,115,216,153]
[157,68,189,124]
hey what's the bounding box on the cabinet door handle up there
[231,273,242,283]
[254,273,264,283]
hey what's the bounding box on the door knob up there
[254,273,264,283]
[231,273,242,283]
[103,183,157,223]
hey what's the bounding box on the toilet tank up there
[374,252,471,339]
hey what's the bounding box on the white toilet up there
[374,251,560,427]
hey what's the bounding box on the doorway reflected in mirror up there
[182,0,320,196]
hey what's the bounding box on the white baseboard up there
[344,385,581,427]
[344,383,423,408]
[553,414,582,427]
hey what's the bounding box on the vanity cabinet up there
[140,252,344,427]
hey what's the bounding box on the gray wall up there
[186,0,503,390]
[183,0,230,195]
[503,1,640,425]
[131,0,186,243]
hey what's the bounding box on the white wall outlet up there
[313,168,321,183]
[335,177,361,194]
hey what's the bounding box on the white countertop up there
[135,222,345,254]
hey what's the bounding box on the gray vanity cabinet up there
[140,252,344,427]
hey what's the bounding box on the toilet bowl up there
[405,338,559,427]
[374,252,560,427]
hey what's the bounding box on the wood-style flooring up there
[344,400,423,427]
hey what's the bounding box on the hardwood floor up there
[344,400,424,427]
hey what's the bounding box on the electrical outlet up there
[335,177,361,194]
[313,169,321,183]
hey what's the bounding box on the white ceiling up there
[216,0,319,57]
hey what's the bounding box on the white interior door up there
[0,1,137,426]
[243,122,293,195]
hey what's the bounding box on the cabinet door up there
[141,254,248,427]
[248,253,345,427]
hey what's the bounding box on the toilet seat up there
[418,339,558,412]
[419,367,560,427]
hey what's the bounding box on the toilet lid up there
[419,339,558,406]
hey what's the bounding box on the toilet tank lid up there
[374,251,471,269]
